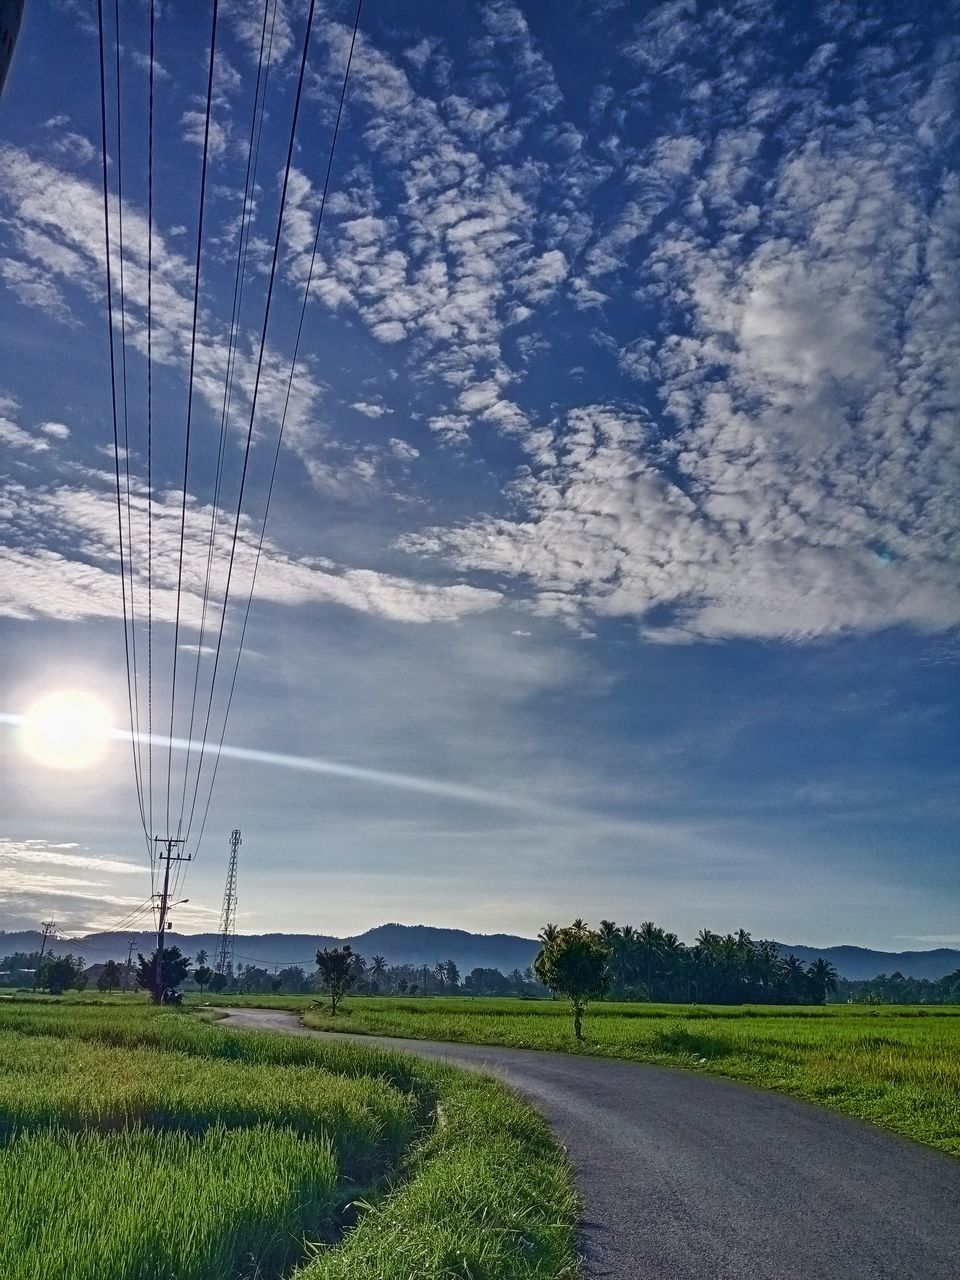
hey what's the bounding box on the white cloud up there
[388,437,419,461]
[40,421,70,440]
[351,399,391,418]
[0,475,502,627]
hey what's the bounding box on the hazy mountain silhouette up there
[1,923,958,980]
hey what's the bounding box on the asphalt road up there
[219,1008,960,1280]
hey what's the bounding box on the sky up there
[0,0,957,952]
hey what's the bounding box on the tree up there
[806,957,839,1005]
[276,965,310,994]
[434,962,446,990]
[443,958,460,988]
[208,971,228,994]
[195,949,208,967]
[370,955,387,983]
[136,946,191,1003]
[194,964,213,995]
[97,960,123,993]
[534,923,611,1040]
[37,953,86,996]
[315,945,357,1015]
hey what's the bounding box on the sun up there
[20,690,114,770]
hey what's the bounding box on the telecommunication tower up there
[214,829,241,976]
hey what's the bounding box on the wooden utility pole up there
[124,935,138,992]
[31,919,56,992]
[153,837,189,1002]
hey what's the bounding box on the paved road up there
[219,1008,960,1280]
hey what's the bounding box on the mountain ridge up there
[1,923,958,980]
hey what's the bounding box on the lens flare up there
[20,691,114,770]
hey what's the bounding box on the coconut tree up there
[807,957,839,1005]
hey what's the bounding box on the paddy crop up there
[0,999,578,1280]
[299,996,960,1157]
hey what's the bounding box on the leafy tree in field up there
[208,971,228,994]
[97,960,123,993]
[535,923,612,1040]
[315,945,358,1015]
[463,966,512,996]
[270,977,283,994]
[38,954,86,996]
[194,964,213,995]
[276,965,310,994]
[136,946,191,1002]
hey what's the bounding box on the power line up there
[166,0,220,839]
[189,0,364,855]
[182,0,321,847]
[146,0,156,874]
[96,0,149,846]
[112,0,150,861]
[178,0,278,844]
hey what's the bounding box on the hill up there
[773,943,960,982]
[1,925,957,981]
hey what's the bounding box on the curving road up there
[219,1008,960,1280]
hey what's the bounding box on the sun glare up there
[20,690,114,770]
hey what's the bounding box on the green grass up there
[0,1000,579,1280]
[296,995,960,1158]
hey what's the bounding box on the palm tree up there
[571,918,587,932]
[195,949,208,967]
[782,954,807,1002]
[538,923,559,944]
[370,955,387,992]
[434,962,447,989]
[598,920,619,945]
[807,957,839,1005]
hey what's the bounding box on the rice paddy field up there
[0,998,578,1280]
[286,996,960,1157]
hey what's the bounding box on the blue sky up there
[0,0,957,949]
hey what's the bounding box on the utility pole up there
[153,836,189,1003]
[32,919,56,992]
[214,829,241,978]
[124,935,138,992]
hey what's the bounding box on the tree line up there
[556,919,842,1005]
[6,924,959,1011]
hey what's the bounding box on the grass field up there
[282,995,960,1158]
[0,999,578,1280]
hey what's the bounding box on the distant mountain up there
[773,943,960,982]
[1,924,957,981]
[0,923,542,974]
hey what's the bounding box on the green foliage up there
[36,953,86,995]
[96,960,123,992]
[0,999,578,1279]
[193,964,213,994]
[534,922,612,1039]
[136,946,192,1001]
[316,945,357,1015]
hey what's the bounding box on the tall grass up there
[1,1125,340,1280]
[0,1000,580,1280]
